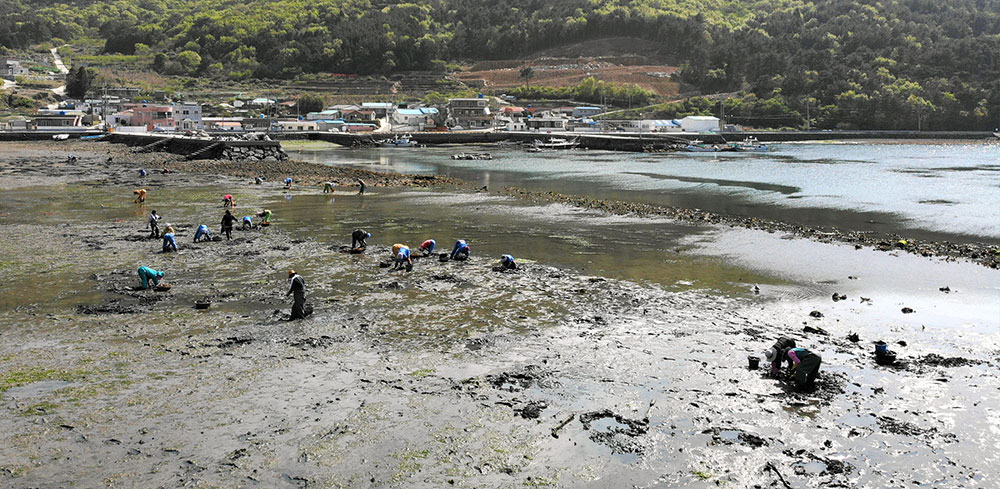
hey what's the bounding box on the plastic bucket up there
[748,355,760,370]
[875,341,888,354]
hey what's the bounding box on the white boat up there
[683,140,721,152]
[52,134,70,141]
[533,138,579,149]
[731,136,770,152]
[380,134,417,147]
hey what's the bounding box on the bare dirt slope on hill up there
[455,37,682,96]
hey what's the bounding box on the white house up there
[2,59,30,79]
[572,106,602,118]
[171,104,203,130]
[390,108,438,132]
[680,116,720,132]
[526,112,569,131]
[272,120,317,132]
[362,102,396,118]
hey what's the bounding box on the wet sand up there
[1,141,998,488]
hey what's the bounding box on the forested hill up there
[1,0,998,129]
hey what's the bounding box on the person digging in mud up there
[357,178,366,195]
[193,224,212,242]
[498,254,517,271]
[764,336,797,377]
[323,181,334,194]
[137,266,164,290]
[765,341,822,391]
[161,224,177,252]
[284,177,293,189]
[286,269,307,320]
[394,245,413,271]
[419,239,436,256]
[254,176,263,185]
[222,194,235,208]
[450,239,471,261]
[257,209,272,226]
[139,169,147,178]
[352,229,370,249]
[67,154,77,163]
[221,210,238,240]
[148,210,161,238]
[242,215,253,230]
[133,188,147,203]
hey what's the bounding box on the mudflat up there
[0,141,996,488]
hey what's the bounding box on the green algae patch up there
[20,401,60,416]
[407,368,436,378]
[0,367,90,393]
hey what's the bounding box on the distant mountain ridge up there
[1,0,998,129]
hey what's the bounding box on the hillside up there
[1,0,998,129]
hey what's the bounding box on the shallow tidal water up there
[291,140,1000,241]
[1,142,999,488]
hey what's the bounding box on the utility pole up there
[805,100,810,131]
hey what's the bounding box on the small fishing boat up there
[532,138,579,150]
[683,140,722,152]
[52,134,69,141]
[379,134,417,147]
[731,136,770,152]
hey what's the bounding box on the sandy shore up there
[0,140,997,488]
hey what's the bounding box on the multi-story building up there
[448,97,492,129]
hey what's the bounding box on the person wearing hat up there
[764,337,796,377]
[161,223,177,252]
[137,266,164,290]
[257,209,272,226]
[220,210,238,240]
[286,269,306,320]
[393,245,412,271]
[765,337,822,390]
[352,229,371,249]
[323,181,335,194]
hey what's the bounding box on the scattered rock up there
[831,293,847,302]
[809,310,824,318]
[901,307,915,314]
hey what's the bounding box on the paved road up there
[50,47,69,74]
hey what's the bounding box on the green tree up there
[296,93,326,114]
[519,67,535,87]
[65,66,96,99]
[175,50,202,74]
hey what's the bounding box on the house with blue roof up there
[390,107,439,132]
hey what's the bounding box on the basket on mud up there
[194,300,211,310]
[154,284,172,292]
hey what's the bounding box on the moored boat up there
[533,137,579,149]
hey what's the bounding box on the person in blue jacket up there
[450,239,470,260]
[499,254,517,270]
[161,224,177,252]
[242,215,253,230]
[137,266,164,289]
[193,224,211,242]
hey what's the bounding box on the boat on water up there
[730,136,770,152]
[683,140,728,152]
[452,152,492,160]
[379,134,417,147]
[532,137,579,149]
[52,134,70,141]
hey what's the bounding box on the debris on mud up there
[484,365,552,392]
[579,409,650,454]
[706,427,769,448]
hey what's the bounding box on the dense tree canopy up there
[1,0,997,129]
